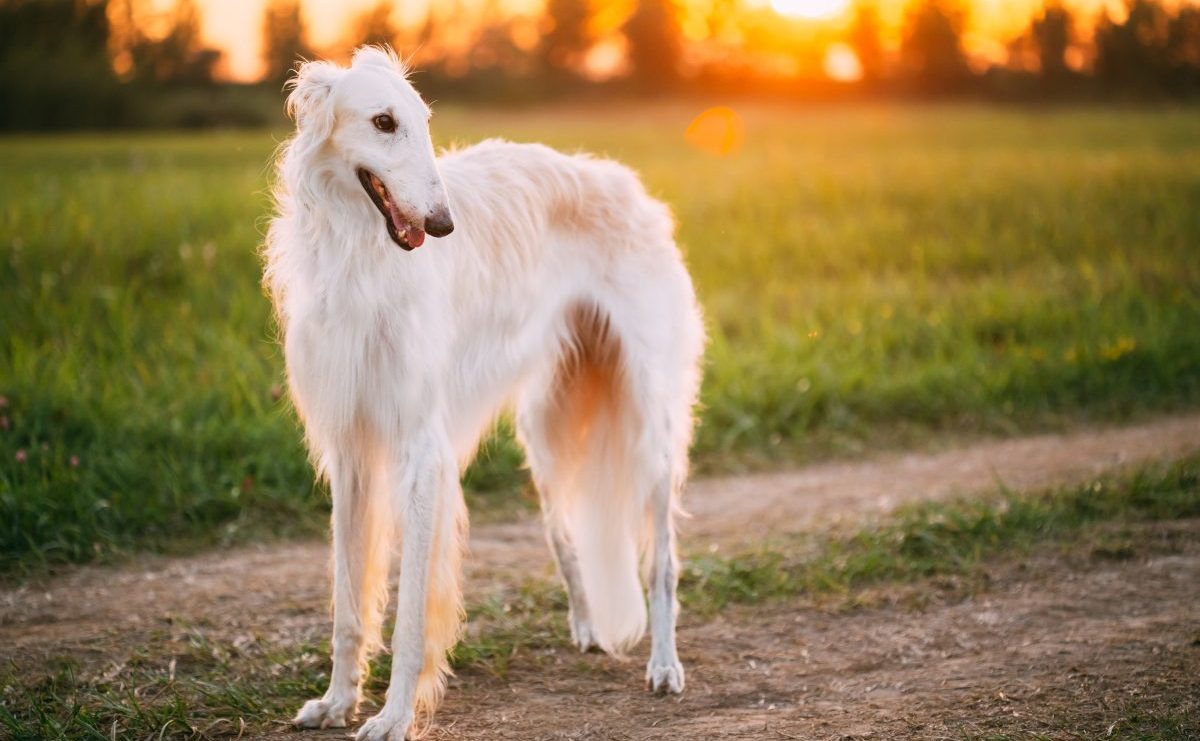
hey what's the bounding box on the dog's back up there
[440,139,674,256]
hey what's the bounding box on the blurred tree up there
[468,0,532,76]
[540,0,591,77]
[350,1,400,50]
[624,0,682,91]
[703,0,740,41]
[262,0,312,88]
[1031,2,1073,81]
[0,0,127,129]
[1094,0,1171,92]
[900,0,970,93]
[1166,3,1200,90]
[415,7,438,52]
[108,0,141,79]
[125,0,222,85]
[849,0,885,84]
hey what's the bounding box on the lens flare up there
[685,107,745,157]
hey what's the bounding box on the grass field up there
[2,103,1199,571]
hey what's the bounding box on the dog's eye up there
[372,114,397,133]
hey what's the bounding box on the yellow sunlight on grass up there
[685,106,745,156]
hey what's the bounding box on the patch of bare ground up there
[424,520,1200,740]
[2,413,1199,739]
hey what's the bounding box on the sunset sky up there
[149,0,1122,82]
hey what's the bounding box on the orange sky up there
[169,0,1118,82]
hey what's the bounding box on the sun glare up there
[823,43,862,82]
[769,0,851,21]
[685,107,745,157]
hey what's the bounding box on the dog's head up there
[286,47,453,251]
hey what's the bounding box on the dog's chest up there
[283,290,423,428]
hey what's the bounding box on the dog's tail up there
[521,305,650,657]
[516,302,660,656]
[567,447,647,655]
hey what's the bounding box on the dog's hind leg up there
[594,254,702,693]
[645,470,684,693]
[547,513,596,651]
[540,483,596,651]
[296,448,392,729]
[516,386,596,652]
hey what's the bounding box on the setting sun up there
[769,0,850,20]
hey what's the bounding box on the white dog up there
[264,47,704,740]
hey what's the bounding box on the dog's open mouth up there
[357,168,425,250]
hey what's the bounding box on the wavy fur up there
[267,46,704,740]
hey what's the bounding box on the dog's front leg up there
[296,455,377,728]
[357,436,453,741]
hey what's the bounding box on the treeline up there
[0,0,272,129]
[2,0,1200,131]
[257,0,1200,99]
[881,0,1200,98]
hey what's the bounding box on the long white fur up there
[266,47,704,740]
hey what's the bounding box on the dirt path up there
[3,413,1199,738]
[425,522,1200,740]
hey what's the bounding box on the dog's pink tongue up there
[388,203,426,249]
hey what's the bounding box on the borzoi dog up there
[265,47,704,740]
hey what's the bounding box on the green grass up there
[2,103,1200,571]
[679,453,1200,613]
[2,455,1198,740]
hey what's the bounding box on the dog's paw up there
[293,693,358,729]
[645,657,685,695]
[569,613,597,653]
[355,708,413,741]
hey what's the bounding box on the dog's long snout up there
[425,204,454,238]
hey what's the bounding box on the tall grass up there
[2,104,1199,570]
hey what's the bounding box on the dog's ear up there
[285,60,341,138]
[352,45,409,77]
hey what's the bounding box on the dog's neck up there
[268,161,434,328]
[294,167,398,265]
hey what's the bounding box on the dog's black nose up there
[425,205,454,238]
